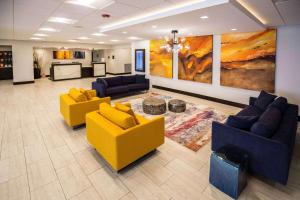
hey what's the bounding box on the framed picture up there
[135,49,145,72]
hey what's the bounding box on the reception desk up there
[50,63,82,81]
[92,62,106,77]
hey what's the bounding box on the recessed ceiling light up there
[91,33,106,36]
[39,27,59,32]
[200,15,208,19]
[110,39,119,42]
[65,0,97,9]
[68,39,78,42]
[97,41,105,44]
[128,36,142,40]
[33,33,49,37]
[231,28,237,31]
[77,36,91,40]
[122,31,127,34]
[152,25,157,29]
[30,37,42,40]
[48,17,77,24]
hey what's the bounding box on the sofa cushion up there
[237,105,263,117]
[268,97,288,113]
[122,75,136,84]
[136,74,146,83]
[115,102,139,124]
[226,115,259,131]
[99,102,136,129]
[127,83,148,91]
[106,85,129,95]
[251,107,282,138]
[104,76,122,87]
[69,88,87,102]
[254,90,277,111]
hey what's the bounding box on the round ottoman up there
[143,97,166,115]
[168,99,186,113]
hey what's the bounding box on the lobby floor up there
[0,78,299,200]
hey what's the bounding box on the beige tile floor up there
[0,77,299,200]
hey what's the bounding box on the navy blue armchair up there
[92,74,149,98]
[212,97,298,185]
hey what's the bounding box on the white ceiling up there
[0,0,299,45]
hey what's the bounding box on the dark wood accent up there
[298,116,300,122]
[81,67,93,78]
[92,62,106,77]
[0,67,13,80]
[152,85,247,108]
[13,81,34,85]
[135,49,145,72]
[106,72,131,75]
[34,68,41,79]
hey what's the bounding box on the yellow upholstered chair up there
[86,102,165,171]
[60,88,110,128]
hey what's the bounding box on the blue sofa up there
[212,94,298,185]
[92,74,150,98]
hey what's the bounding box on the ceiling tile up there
[100,2,140,17]
[115,0,165,9]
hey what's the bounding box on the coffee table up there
[143,97,166,115]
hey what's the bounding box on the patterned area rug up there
[120,93,227,152]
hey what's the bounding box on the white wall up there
[0,39,111,83]
[34,48,92,76]
[105,45,131,73]
[131,25,300,107]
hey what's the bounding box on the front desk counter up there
[50,63,82,81]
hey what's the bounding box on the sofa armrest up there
[249,97,257,106]
[212,121,290,184]
[115,116,165,169]
[92,81,106,97]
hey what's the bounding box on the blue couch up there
[212,95,298,185]
[92,74,150,98]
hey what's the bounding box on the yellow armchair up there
[60,88,110,127]
[86,108,165,171]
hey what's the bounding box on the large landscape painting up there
[178,35,213,83]
[150,39,173,78]
[220,29,276,92]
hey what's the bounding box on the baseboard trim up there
[106,72,132,75]
[13,81,34,85]
[152,85,247,108]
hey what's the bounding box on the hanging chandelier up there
[160,30,190,53]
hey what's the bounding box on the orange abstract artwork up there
[53,51,73,59]
[221,29,276,92]
[178,35,213,83]
[150,39,173,78]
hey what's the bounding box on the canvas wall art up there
[150,39,173,78]
[220,29,276,92]
[178,35,213,83]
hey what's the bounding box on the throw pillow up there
[251,106,282,138]
[115,102,139,125]
[69,88,87,102]
[254,90,277,111]
[268,97,288,113]
[226,115,259,130]
[99,102,136,129]
[79,88,92,100]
